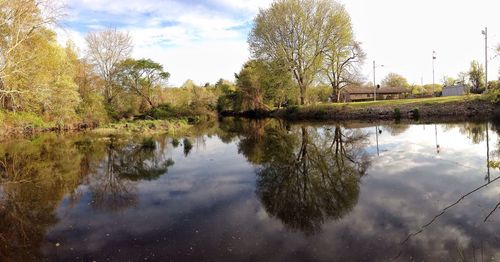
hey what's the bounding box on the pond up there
[1,118,499,261]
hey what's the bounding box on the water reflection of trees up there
[0,135,84,261]
[87,137,174,211]
[221,119,371,234]
[443,122,488,144]
[0,134,174,260]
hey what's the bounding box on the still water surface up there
[1,118,499,261]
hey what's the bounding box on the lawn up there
[310,95,481,109]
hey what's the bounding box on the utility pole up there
[482,27,488,91]
[432,51,436,95]
[373,60,376,101]
[373,61,384,101]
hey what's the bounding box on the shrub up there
[394,108,401,119]
[484,88,500,104]
[411,107,420,119]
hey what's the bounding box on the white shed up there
[442,85,466,97]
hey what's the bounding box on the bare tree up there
[320,3,365,102]
[324,41,365,102]
[85,29,133,104]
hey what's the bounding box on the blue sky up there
[58,0,500,87]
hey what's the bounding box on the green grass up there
[305,95,480,109]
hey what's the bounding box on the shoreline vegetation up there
[1,95,498,140]
[1,1,499,141]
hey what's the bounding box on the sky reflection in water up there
[0,119,499,261]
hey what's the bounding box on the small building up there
[442,84,466,97]
[340,86,410,102]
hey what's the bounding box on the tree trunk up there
[300,84,306,105]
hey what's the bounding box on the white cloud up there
[59,0,500,86]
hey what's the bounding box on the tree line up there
[0,0,221,127]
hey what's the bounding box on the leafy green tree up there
[2,28,81,123]
[66,44,109,124]
[116,58,170,108]
[235,61,265,111]
[234,59,296,111]
[468,60,485,92]
[381,73,410,89]
[249,0,346,105]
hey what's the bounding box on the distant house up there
[340,86,410,102]
[442,84,466,97]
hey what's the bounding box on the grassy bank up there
[272,95,498,120]
[0,109,214,140]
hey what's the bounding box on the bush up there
[145,104,177,119]
[394,108,401,120]
[411,107,420,119]
[484,88,500,104]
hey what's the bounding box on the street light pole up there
[482,27,488,91]
[432,51,436,95]
[373,60,376,101]
[373,61,384,101]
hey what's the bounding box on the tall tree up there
[249,0,344,105]
[235,60,267,111]
[468,60,485,91]
[85,29,132,104]
[235,59,294,111]
[321,3,365,102]
[116,58,170,108]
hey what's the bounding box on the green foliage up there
[145,104,178,119]
[116,58,170,109]
[394,108,401,119]
[483,87,500,104]
[306,85,331,104]
[1,110,52,129]
[77,92,109,124]
[382,73,410,89]
[468,60,485,92]
[249,0,356,105]
[490,161,500,170]
[411,107,420,119]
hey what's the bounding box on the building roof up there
[343,86,410,94]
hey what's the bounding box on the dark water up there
[1,118,499,262]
